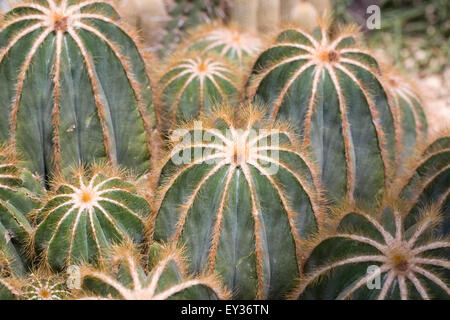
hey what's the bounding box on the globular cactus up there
[399,132,450,236]
[34,165,150,271]
[380,63,428,177]
[152,105,324,299]
[20,272,70,300]
[156,53,242,133]
[0,146,40,276]
[0,0,155,181]
[161,0,226,56]
[247,20,396,206]
[292,204,450,300]
[80,242,230,300]
[184,24,263,67]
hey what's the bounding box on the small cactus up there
[247,19,396,206]
[20,272,69,300]
[80,242,230,300]
[34,165,150,271]
[153,105,324,299]
[0,0,155,180]
[292,204,450,300]
[184,24,263,67]
[155,53,242,133]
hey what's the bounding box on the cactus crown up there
[185,24,263,66]
[293,203,450,300]
[80,242,230,300]
[20,273,69,300]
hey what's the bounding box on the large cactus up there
[80,242,230,300]
[152,105,324,299]
[380,63,428,177]
[0,0,155,180]
[399,132,450,236]
[183,24,263,68]
[247,20,396,206]
[292,204,450,300]
[34,165,150,271]
[155,53,242,133]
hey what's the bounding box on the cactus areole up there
[0,0,155,181]
[248,23,396,206]
[153,107,323,299]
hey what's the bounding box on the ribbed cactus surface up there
[153,106,323,299]
[380,64,428,177]
[399,134,450,235]
[185,24,263,67]
[248,22,396,206]
[156,53,242,133]
[0,0,155,180]
[34,166,150,271]
[80,242,230,300]
[292,205,450,300]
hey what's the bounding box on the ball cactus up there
[80,242,230,300]
[34,165,150,271]
[292,204,450,300]
[184,24,263,67]
[152,105,324,299]
[247,20,396,206]
[155,53,242,133]
[380,63,428,177]
[0,0,155,180]
[399,132,450,236]
[20,273,69,300]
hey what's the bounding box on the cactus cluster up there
[0,0,448,301]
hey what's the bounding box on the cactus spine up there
[292,204,450,300]
[156,53,242,133]
[34,165,150,271]
[80,242,230,300]
[153,105,324,299]
[0,0,155,180]
[184,24,263,67]
[248,21,396,206]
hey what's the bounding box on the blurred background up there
[1,0,448,133]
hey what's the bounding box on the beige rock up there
[230,0,259,33]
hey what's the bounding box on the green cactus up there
[152,105,324,299]
[183,24,263,67]
[155,53,242,133]
[80,242,230,300]
[399,133,450,236]
[0,248,21,300]
[0,0,155,181]
[292,204,450,300]
[34,165,150,271]
[247,20,396,206]
[161,0,226,57]
[20,272,70,300]
[380,63,428,177]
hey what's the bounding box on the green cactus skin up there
[80,242,230,300]
[155,53,242,133]
[184,24,263,67]
[34,166,150,271]
[399,134,450,236]
[152,106,324,299]
[0,0,155,181]
[161,0,225,57]
[247,22,396,206]
[0,146,39,277]
[0,248,21,300]
[291,205,450,300]
[380,64,428,177]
